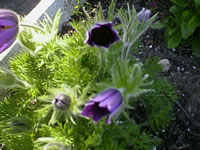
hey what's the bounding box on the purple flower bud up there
[81,88,123,124]
[137,8,151,23]
[0,9,19,53]
[52,93,71,110]
[85,22,120,48]
[151,1,156,8]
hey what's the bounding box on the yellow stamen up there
[0,25,12,30]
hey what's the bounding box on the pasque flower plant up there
[0,9,19,53]
[81,60,154,124]
[81,4,156,124]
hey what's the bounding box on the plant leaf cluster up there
[157,0,200,57]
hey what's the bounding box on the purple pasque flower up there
[0,9,19,53]
[137,8,151,23]
[85,22,120,48]
[81,88,123,124]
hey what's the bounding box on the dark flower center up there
[0,25,11,32]
[91,26,114,46]
[90,102,110,121]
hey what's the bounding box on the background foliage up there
[160,0,200,57]
[0,1,177,150]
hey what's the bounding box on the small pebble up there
[177,67,181,71]
[158,59,171,72]
[192,66,196,69]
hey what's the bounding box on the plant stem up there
[20,23,46,34]
[98,48,106,79]
[125,45,131,60]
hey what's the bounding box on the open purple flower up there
[0,9,19,53]
[81,88,123,124]
[85,23,120,48]
[137,8,151,23]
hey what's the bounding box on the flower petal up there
[85,31,94,46]
[0,26,18,45]
[137,8,151,23]
[106,101,122,124]
[0,19,17,26]
[81,101,96,117]
[90,88,117,103]
[0,13,17,24]
[0,37,15,53]
[98,89,122,112]
[96,23,112,28]
[81,102,109,122]
[0,9,18,53]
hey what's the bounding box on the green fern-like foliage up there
[34,119,104,150]
[141,58,177,131]
[142,79,177,131]
[10,12,99,96]
[0,133,33,150]
[0,92,36,150]
[1,9,99,150]
[96,123,160,150]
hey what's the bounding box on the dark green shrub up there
[162,0,200,56]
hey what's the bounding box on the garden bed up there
[93,0,200,150]
[78,0,200,149]
[0,0,200,150]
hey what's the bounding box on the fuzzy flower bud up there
[52,93,71,110]
[137,8,151,23]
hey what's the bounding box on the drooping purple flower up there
[0,9,19,53]
[81,88,123,124]
[85,23,120,48]
[137,8,151,23]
